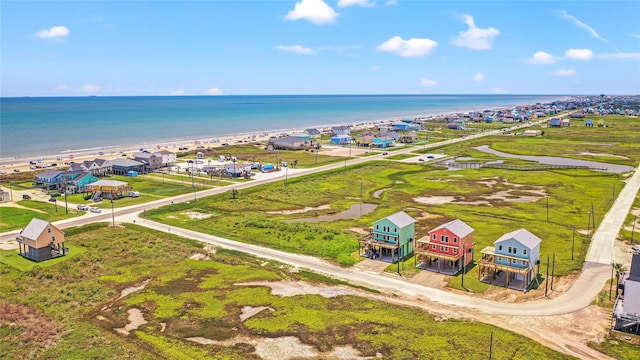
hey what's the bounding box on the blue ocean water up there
[0,95,564,159]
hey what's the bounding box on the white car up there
[77,204,89,211]
[89,207,102,213]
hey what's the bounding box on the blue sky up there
[1,0,639,96]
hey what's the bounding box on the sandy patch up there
[114,308,147,335]
[236,280,358,298]
[267,204,331,215]
[188,335,372,360]
[118,279,150,300]
[578,152,629,159]
[239,306,273,322]
[372,188,389,199]
[189,253,210,261]
[183,211,212,220]
[414,196,456,205]
[348,227,369,235]
[285,203,377,223]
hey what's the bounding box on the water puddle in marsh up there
[285,203,378,223]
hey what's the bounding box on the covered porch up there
[478,246,533,292]
[358,235,402,263]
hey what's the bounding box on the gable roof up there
[305,128,321,135]
[94,158,110,166]
[89,179,128,187]
[111,158,144,167]
[495,228,541,249]
[21,218,62,240]
[69,163,85,172]
[430,219,474,238]
[382,211,416,228]
[156,150,175,155]
[36,170,64,179]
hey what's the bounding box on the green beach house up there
[359,211,416,263]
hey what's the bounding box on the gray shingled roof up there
[495,228,541,249]
[111,158,143,167]
[384,211,416,228]
[430,219,474,238]
[20,218,61,240]
[629,253,640,282]
[36,170,64,179]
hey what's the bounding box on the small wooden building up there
[16,218,67,262]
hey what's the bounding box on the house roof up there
[273,136,307,147]
[305,128,321,135]
[69,163,85,171]
[383,211,416,228]
[94,158,110,166]
[90,179,128,187]
[111,158,144,167]
[20,218,62,240]
[629,252,640,282]
[430,219,474,238]
[133,152,157,159]
[156,150,175,155]
[36,170,64,179]
[495,228,541,249]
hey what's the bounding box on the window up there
[453,248,458,254]
[523,249,527,255]
[432,234,436,240]
[508,247,512,254]
[432,245,436,250]
[453,237,458,243]
[394,228,397,233]
[376,225,379,230]
[441,236,449,243]
[497,256,503,261]
[440,246,445,251]
[51,236,56,242]
[498,245,503,251]
[47,228,52,233]
[521,260,526,265]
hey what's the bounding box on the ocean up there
[0,95,565,160]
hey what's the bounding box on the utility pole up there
[546,196,549,222]
[191,173,197,205]
[111,199,115,227]
[9,182,13,201]
[461,252,466,289]
[63,182,68,214]
[609,263,614,301]
[545,254,550,297]
[489,331,493,360]
[632,215,637,244]
[571,226,575,260]
[551,252,556,291]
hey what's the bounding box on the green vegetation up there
[0,225,576,359]
[588,336,640,360]
[0,244,86,272]
[0,200,81,232]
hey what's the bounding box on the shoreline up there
[0,97,571,167]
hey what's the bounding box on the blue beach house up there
[329,134,353,145]
[34,170,66,191]
[478,228,541,291]
[359,211,416,263]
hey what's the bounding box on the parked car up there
[382,152,389,155]
[77,204,89,210]
[427,155,435,159]
[89,207,102,213]
[128,191,140,198]
[93,197,103,202]
[29,160,37,165]
[48,197,57,202]
[50,193,62,197]
[13,169,20,172]
[22,194,31,200]
[418,158,425,162]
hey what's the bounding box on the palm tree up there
[613,262,627,297]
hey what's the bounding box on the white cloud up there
[81,84,101,93]
[338,0,375,7]
[384,0,398,5]
[420,78,438,87]
[552,69,576,77]
[473,72,485,82]
[565,48,593,61]
[36,25,70,39]
[377,36,438,57]
[452,14,500,50]
[559,10,607,42]
[491,88,508,94]
[205,87,224,95]
[528,51,556,64]
[169,90,186,96]
[285,0,338,25]
[598,52,640,61]
[276,45,316,55]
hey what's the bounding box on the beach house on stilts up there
[16,218,67,262]
[415,219,474,275]
[359,211,415,263]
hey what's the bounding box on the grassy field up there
[145,158,623,279]
[0,224,575,359]
[0,200,82,232]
